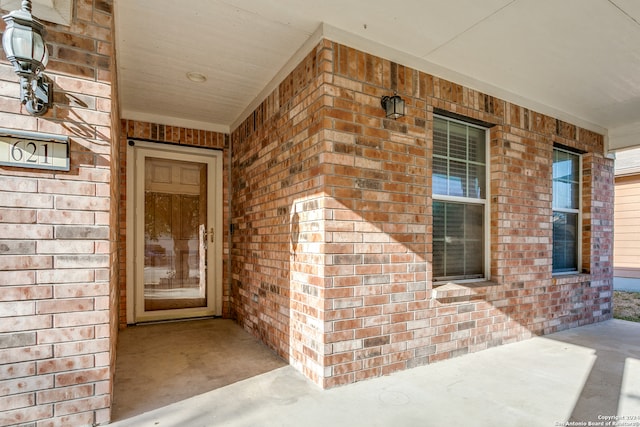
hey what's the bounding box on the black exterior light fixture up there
[2,0,51,116]
[380,93,405,119]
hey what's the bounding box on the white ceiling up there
[113,0,640,151]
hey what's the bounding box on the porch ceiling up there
[113,0,640,152]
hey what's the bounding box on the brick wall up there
[230,42,330,378]
[0,1,116,425]
[117,120,230,327]
[230,39,613,388]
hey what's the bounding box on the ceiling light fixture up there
[186,71,207,83]
[2,0,52,116]
[381,93,405,120]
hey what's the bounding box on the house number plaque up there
[0,128,70,171]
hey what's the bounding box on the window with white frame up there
[432,115,488,282]
[552,147,581,273]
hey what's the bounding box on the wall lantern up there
[2,0,51,116]
[380,93,405,119]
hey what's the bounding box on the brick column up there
[0,1,116,425]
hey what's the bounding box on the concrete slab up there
[109,319,640,427]
[111,319,286,421]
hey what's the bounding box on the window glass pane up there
[468,163,486,199]
[433,119,448,157]
[432,241,444,278]
[449,122,467,160]
[433,116,486,199]
[553,180,579,210]
[433,157,448,195]
[433,202,445,240]
[553,180,569,209]
[553,211,578,272]
[553,149,579,210]
[465,204,485,274]
[433,201,484,281]
[447,203,465,240]
[432,202,445,278]
[571,181,579,208]
[468,127,485,163]
[449,160,467,197]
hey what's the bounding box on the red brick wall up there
[118,120,230,327]
[0,1,116,425]
[231,40,613,388]
[230,42,331,377]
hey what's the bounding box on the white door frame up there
[126,140,223,323]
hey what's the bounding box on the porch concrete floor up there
[110,319,640,427]
[111,318,287,421]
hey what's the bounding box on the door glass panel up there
[143,157,207,311]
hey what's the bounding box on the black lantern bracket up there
[381,93,405,120]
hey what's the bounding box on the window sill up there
[551,272,592,285]
[552,270,581,276]
[432,280,500,304]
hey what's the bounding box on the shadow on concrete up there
[547,320,640,423]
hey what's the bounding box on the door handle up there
[203,227,215,243]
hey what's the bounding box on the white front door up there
[127,141,222,323]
